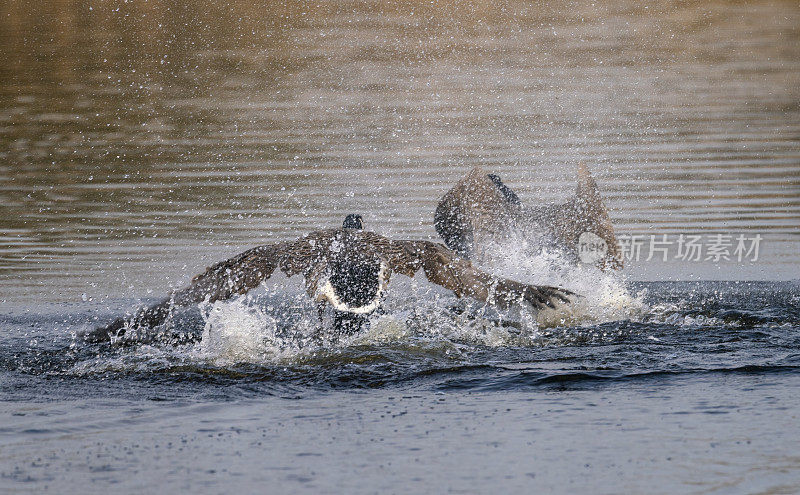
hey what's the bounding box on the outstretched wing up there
[384,240,575,310]
[173,243,289,306]
[86,231,339,342]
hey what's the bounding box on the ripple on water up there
[0,281,796,401]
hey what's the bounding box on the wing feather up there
[385,240,575,310]
[87,231,340,342]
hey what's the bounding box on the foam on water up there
[199,298,282,363]
[50,279,798,384]
[190,247,646,364]
[63,247,659,371]
[476,237,647,327]
[195,296,479,364]
[347,315,412,345]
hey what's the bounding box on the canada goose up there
[86,215,576,343]
[435,164,623,270]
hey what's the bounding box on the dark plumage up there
[487,174,521,206]
[435,164,623,270]
[87,217,576,343]
[342,213,364,230]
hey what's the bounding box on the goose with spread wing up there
[435,164,623,270]
[87,214,576,342]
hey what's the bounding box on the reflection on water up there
[1,0,799,303]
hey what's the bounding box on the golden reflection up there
[0,0,798,300]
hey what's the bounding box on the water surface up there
[1,1,799,493]
[2,281,800,493]
[1,0,798,303]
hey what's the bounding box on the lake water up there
[1,0,799,493]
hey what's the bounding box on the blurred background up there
[1,0,798,304]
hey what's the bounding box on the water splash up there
[199,297,282,363]
[474,235,646,326]
[65,245,654,368]
[53,280,798,382]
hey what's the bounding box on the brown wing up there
[434,167,520,257]
[87,230,340,342]
[172,229,346,306]
[383,240,575,310]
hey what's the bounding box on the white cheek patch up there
[316,263,388,314]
